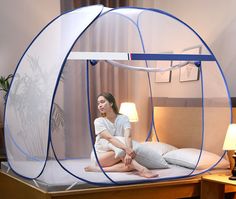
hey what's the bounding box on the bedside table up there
[201,174,236,199]
[0,122,7,163]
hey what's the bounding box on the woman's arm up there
[123,128,135,165]
[100,130,134,156]
[124,128,132,150]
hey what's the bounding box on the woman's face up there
[97,96,112,114]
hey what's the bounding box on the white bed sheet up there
[1,159,229,191]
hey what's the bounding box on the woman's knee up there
[98,151,120,167]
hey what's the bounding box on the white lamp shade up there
[119,102,139,122]
[223,124,236,150]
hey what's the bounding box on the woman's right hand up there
[125,147,136,159]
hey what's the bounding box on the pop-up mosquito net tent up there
[3,5,231,190]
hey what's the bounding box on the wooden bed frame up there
[1,107,235,199]
[1,170,236,199]
[0,171,200,199]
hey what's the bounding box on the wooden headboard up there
[233,108,236,123]
[153,107,201,148]
[152,97,234,156]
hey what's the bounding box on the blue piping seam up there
[96,8,157,142]
[137,11,160,142]
[136,11,157,142]
[51,6,232,182]
[86,60,117,185]
[3,5,104,180]
[42,5,105,183]
[187,66,204,176]
[107,6,227,174]
[49,6,117,186]
[5,5,106,183]
[4,5,231,184]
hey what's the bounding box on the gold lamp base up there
[229,176,236,180]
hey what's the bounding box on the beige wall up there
[157,0,236,97]
[0,0,60,121]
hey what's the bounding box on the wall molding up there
[152,97,235,107]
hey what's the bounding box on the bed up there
[1,158,229,191]
[1,167,236,199]
[0,160,195,190]
[1,106,236,199]
[1,151,235,199]
[0,170,202,199]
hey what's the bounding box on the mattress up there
[0,159,229,191]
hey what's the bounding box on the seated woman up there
[85,92,158,178]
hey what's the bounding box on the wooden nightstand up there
[0,122,7,163]
[201,174,236,199]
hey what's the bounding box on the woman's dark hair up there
[97,92,119,115]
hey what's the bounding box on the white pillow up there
[141,142,178,155]
[163,148,229,170]
[108,136,169,169]
[134,143,169,169]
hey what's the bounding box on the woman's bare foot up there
[138,168,159,178]
[84,165,100,172]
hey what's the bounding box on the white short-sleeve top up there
[94,114,131,153]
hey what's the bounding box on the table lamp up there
[223,124,236,180]
[119,102,139,122]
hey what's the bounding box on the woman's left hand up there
[124,154,132,166]
[125,147,136,159]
